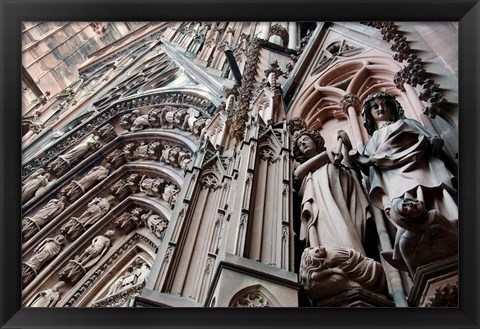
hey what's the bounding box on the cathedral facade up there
[21,21,459,308]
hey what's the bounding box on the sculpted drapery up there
[292,128,370,254]
[354,92,457,220]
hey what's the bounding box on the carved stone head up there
[384,197,428,231]
[292,129,326,163]
[361,92,405,136]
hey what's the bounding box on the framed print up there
[1,0,479,328]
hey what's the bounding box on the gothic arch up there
[287,55,431,145]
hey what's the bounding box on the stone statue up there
[173,109,188,129]
[139,176,165,197]
[23,168,45,185]
[292,128,371,254]
[106,266,134,295]
[60,196,113,241]
[179,152,192,171]
[142,211,168,239]
[130,110,151,131]
[382,198,458,276]
[147,108,162,127]
[135,260,151,285]
[158,106,176,129]
[22,196,66,241]
[123,142,136,161]
[106,258,151,296]
[147,141,162,160]
[119,112,137,130]
[110,173,141,200]
[27,281,65,307]
[77,230,114,266]
[162,184,179,207]
[350,92,457,219]
[97,124,117,142]
[76,165,111,190]
[60,164,110,202]
[22,172,50,202]
[161,145,179,165]
[115,207,145,234]
[48,134,101,175]
[133,142,150,160]
[105,149,126,168]
[58,230,114,284]
[22,235,65,286]
[299,246,387,303]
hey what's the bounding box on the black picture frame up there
[1,0,479,328]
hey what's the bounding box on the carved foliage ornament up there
[362,22,449,119]
[233,291,273,307]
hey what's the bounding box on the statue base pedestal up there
[407,256,458,307]
[313,288,394,307]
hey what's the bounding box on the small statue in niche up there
[123,142,136,161]
[192,117,209,136]
[173,108,188,129]
[106,258,151,296]
[142,210,168,239]
[178,151,192,171]
[23,168,46,185]
[147,141,162,160]
[162,184,179,207]
[147,108,162,127]
[130,110,151,131]
[158,106,176,129]
[22,196,67,241]
[161,145,180,166]
[110,173,141,200]
[135,259,151,285]
[22,235,65,286]
[105,148,126,168]
[382,197,458,277]
[114,207,145,234]
[133,142,150,160]
[139,176,165,197]
[47,134,101,176]
[183,108,201,131]
[106,265,135,295]
[299,246,387,304]
[60,196,113,241]
[22,172,51,202]
[121,258,150,288]
[119,112,137,130]
[60,164,111,202]
[97,123,117,142]
[26,281,65,307]
[58,230,114,285]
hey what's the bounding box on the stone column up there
[339,93,363,148]
[288,22,298,50]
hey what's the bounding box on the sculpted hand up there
[337,130,353,151]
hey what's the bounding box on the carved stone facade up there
[21,21,458,308]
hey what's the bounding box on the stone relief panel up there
[231,291,273,307]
